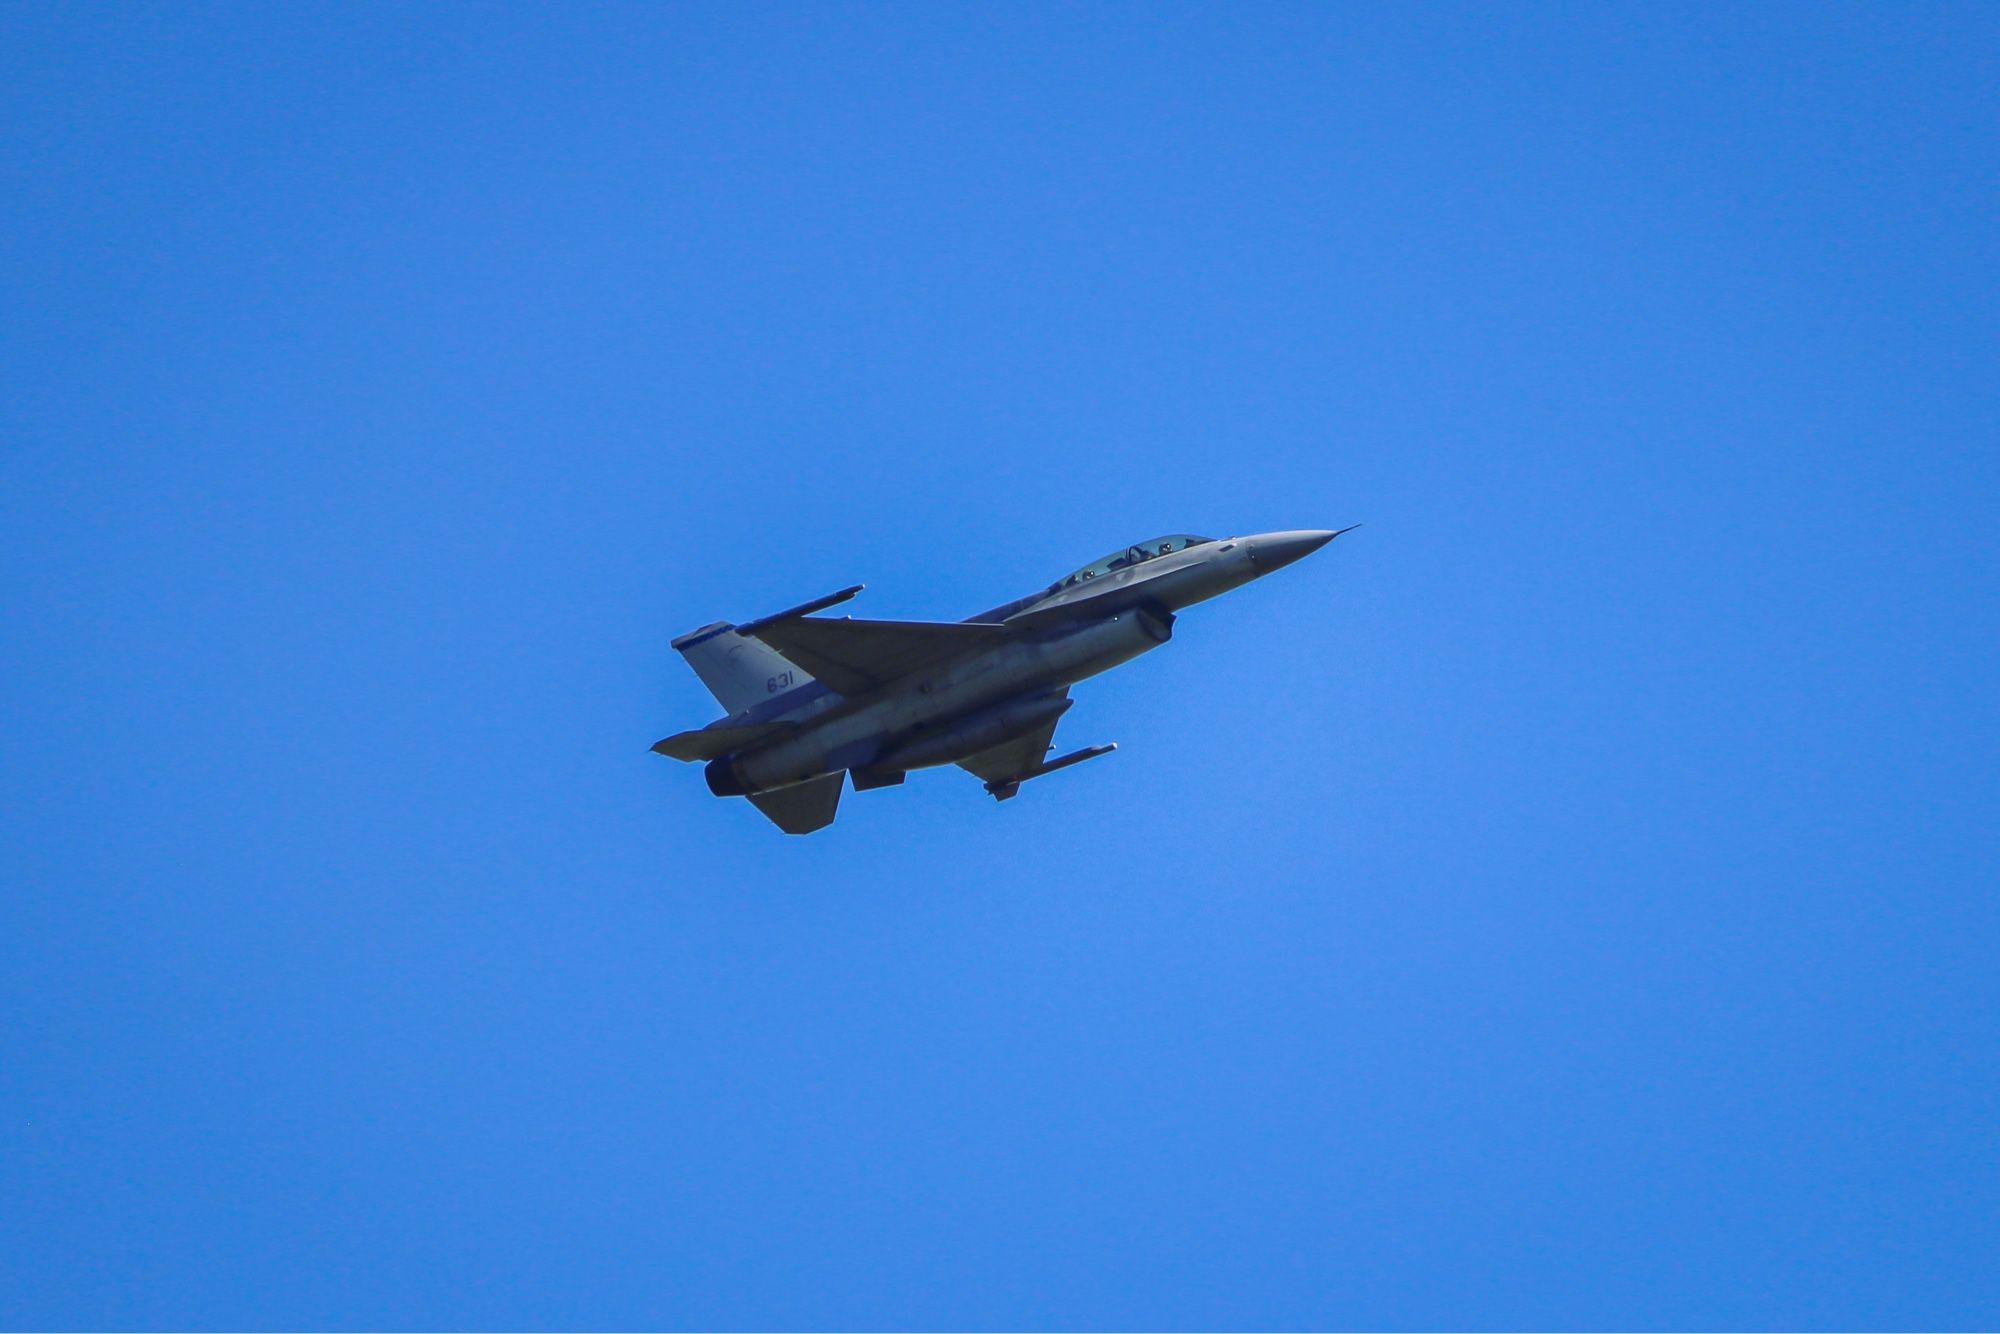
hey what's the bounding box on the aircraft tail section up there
[672,622,818,714]
[747,772,844,835]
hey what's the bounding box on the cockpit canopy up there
[1054,534,1214,590]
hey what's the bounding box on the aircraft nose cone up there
[1247,529,1340,573]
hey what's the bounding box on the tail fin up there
[673,622,818,714]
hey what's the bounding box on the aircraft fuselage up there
[695,530,1339,799]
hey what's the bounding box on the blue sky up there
[3,3,1996,1328]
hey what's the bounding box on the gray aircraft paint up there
[654,528,1349,833]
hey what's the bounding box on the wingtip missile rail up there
[735,584,864,636]
[984,742,1118,801]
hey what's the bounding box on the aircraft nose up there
[1247,528,1341,573]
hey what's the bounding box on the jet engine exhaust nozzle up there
[704,756,749,797]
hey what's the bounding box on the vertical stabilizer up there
[672,622,818,714]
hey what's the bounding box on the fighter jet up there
[653,527,1354,833]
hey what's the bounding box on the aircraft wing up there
[745,617,1013,696]
[956,690,1068,787]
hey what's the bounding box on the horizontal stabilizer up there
[747,772,844,834]
[651,720,790,763]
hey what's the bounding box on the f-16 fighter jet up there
[653,527,1354,833]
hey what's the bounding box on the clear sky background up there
[4,3,1996,1329]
